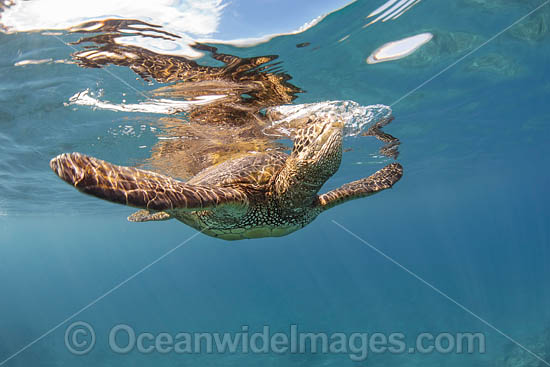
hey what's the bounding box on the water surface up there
[1,0,549,366]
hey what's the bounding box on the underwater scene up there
[1,0,550,366]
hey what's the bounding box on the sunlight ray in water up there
[0,198,7,216]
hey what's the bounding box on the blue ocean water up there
[1,0,550,366]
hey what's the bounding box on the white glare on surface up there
[0,0,225,35]
[0,0,225,57]
[268,101,392,137]
[366,32,433,64]
[14,59,52,67]
[367,0,400,18]
[381,0,416,22]
[0,0,357,54]
[68,89,227,114]
[364,0,423,27]
[200,14,325,47]
[391,0,421,20]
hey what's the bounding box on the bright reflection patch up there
[366,32,433,64]
[0,0,356,54]
[67,89,227,114]
[267,101,392,137]
[365,0,423,27]
[0,0,225,58]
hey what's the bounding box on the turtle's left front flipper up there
[318,163,403,210]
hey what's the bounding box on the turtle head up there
[274,119,343,209]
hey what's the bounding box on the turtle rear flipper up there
[318,163,403,210]
[128,210,171,222]
[50,153,249,212]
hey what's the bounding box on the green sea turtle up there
[50,118,403,240]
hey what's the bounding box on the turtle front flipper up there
[318,163,403,210]
[50,153,249,212]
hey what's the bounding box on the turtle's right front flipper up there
[318,163,403,210]
[50,153,249,212]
